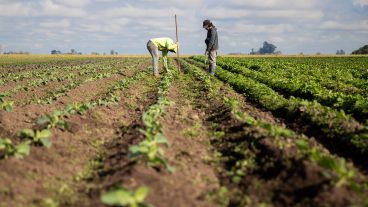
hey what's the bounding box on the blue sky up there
[0,0,367,54]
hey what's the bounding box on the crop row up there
[101,60,176,207]
[0,62,148,160]
[220,57,367,96]
[193,56,368,123]
[1,59,145,109]
[24,60,142,105]
[221,56,368,92]
[0,60,110,87]
[187,58,368,161]
[180,59,367,205]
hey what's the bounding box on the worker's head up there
[203,19,213,30]
[168,42,179,53]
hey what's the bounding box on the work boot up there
[209,64,216,76]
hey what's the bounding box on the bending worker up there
[203,19,219,76]
[147,37,179,76]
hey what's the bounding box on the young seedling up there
[101,186,151,207]
[129,133,174,172]
[36,110,69,130]
[64,102,95,115]
[296,139,357,188]
[0,93,14,112]
[0,138,31,159]
[20,129,52,148]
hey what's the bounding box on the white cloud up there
[319,20,368,30]
[41,0,87,17]
[352,0,368,6]
[228,0,320,9]
[0,1,87,17]
[228,23,294,34]
[0,2,34,17]
[0,0,367,54]
[138,0,205,8]
[203,7,323,20]
[99,5,186,18]
[39,19,71,28]
[53,0,91,7]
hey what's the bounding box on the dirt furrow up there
[0,61,155,207]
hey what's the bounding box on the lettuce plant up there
[101,186,151,207]
[20,129,52,148]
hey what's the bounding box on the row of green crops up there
[187,57,368,159]
[209,57,368,122]
[180,59,367,203]
[101,60,177,207]
[219,56,368,92]
[1,60,142,107]
[0,61,148,160]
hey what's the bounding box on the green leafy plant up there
[36,110,69,130]
[296,139,357,187]
[0,93,13,112]
[129,133,173,172]
[0,138,31,159]
[101,186,151,207]
[20,129,52,148]
[127,61,176,172]
[64,102,95,115]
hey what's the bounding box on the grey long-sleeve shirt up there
[205,27,219,52]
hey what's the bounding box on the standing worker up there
[147,37,179,77]
[203,19,219,76]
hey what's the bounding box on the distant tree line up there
[250,41,282,55]
[51,49,119,55]
[51,49,82,55]
[352,45,368,55]
[336,49,346,55]
[3,51,30,54]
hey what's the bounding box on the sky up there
[0,0,367,54]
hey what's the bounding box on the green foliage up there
[36,110,69,130]
[189,56,368,158]
[128,60,175,172]
[129,133,173,171]
[0,93,13,111]
[20,129,52,148]
[0,138,30,159]
[64,102,95,115]
[101,186,151,207]
[296,139,358,188]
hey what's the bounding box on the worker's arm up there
[162,50,168,70]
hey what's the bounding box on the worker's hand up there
[204,51,208,64]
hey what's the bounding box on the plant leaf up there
[20,128,35,139]
[15,142,31,158]
[101,187,133,206]
[134,186,150,203]
[37,129,52,140]
[40,137,52,148]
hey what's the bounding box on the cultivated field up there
[0,55,368,207]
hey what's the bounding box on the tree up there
[250,48,257,55]
[71,49,76,54]
[258,41,277,54]
[110,50,115,55]
[352,45,368,54]
[51,50,61,54]
[336,49,345,55]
